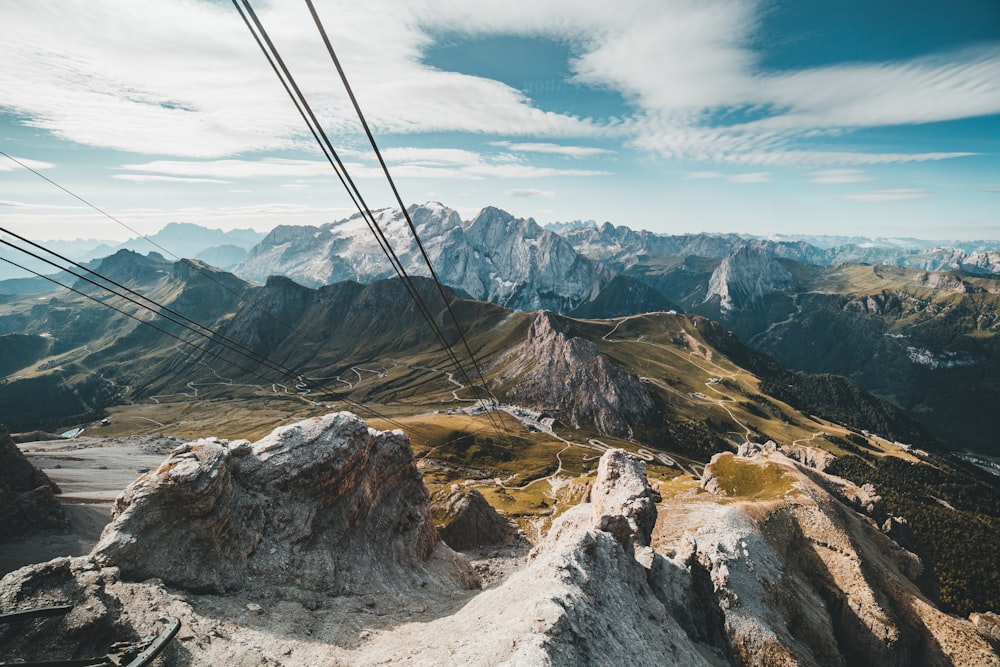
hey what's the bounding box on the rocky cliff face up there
[704,244,795,312]
[1,422,996,666]
[234,203,616,314]
[92,412,477,595]
[492,312,660,438]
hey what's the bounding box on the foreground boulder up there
[92,412,477,594]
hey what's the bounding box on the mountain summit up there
[704,244,794,312]
[234,203,619,313]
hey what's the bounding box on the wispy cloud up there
[686,170,771,183]
[809,169,873,184]
[119,159,332,179]
[119,152,607,183]
[490,141,614,158]
[1,1,997,169]
[841,188,932,202]
[0,199,85,210]
[506,188,555,198]
[113,174,229,184]
[0,155,55,171]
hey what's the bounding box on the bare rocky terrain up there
[0,413,996,665]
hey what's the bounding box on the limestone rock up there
[588,449,656,550]
[779,443,836,472]
[492,312,660,438]
[431,486,517,552]
[92,412,478,594]
[2,432,995,666]
[736,440,778,458]
[971,611,1000,647]
[704,244,794,312]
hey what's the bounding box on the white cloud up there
[0,0,996,168]
[120,152,607,184]
[119,158,332,179]
[728,172,771,183]
[113,174,229,184]
[0,155,55,171]
[753,49,1000,131]
[840,188,932,202]
[809,169,873,184]
[506,188,555,198]
[685,170,770,183]
[0,199,85,210]
[490,141,614,158]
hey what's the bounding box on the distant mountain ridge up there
[0,222,265,284]
[555,221,1000,275]
[234,203,664,315]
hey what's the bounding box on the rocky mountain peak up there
[90,249,171,287]
[705,243,794,312]
[492,312,659,438]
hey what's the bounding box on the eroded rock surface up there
[92,412,477,595]
[492,312,660,438]
[431,486,517,552]
[1,423,996,666]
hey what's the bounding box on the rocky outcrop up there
[704,244,794,312]
[431,486,517,552]
[0,425,66,541]
[92,412,477,594]
[359,448,718,666]
[2,432,996,666]
[688,444,995,666]
[588,449,657,552]
[491,312,660,438]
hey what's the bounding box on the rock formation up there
[492,312,660,438]
[1,420,996,666]
[0,424,66,541]
[704,244,794,312]
[431,486,517,552]
[92,412,478,595]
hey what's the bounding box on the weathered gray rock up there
[92,412,478,594]
[780,443,836,472]
[492,312,660,438]
[432,486,517,552]
[589,449,656,551]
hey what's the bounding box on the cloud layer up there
[1,0,997,169]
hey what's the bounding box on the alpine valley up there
[1,203,999,665]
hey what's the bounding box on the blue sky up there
[1,0,998,242]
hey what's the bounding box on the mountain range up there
[234,203,670,315]
[0,222,264,284]
[2,231,999,631]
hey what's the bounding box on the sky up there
[1,0,999,243]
